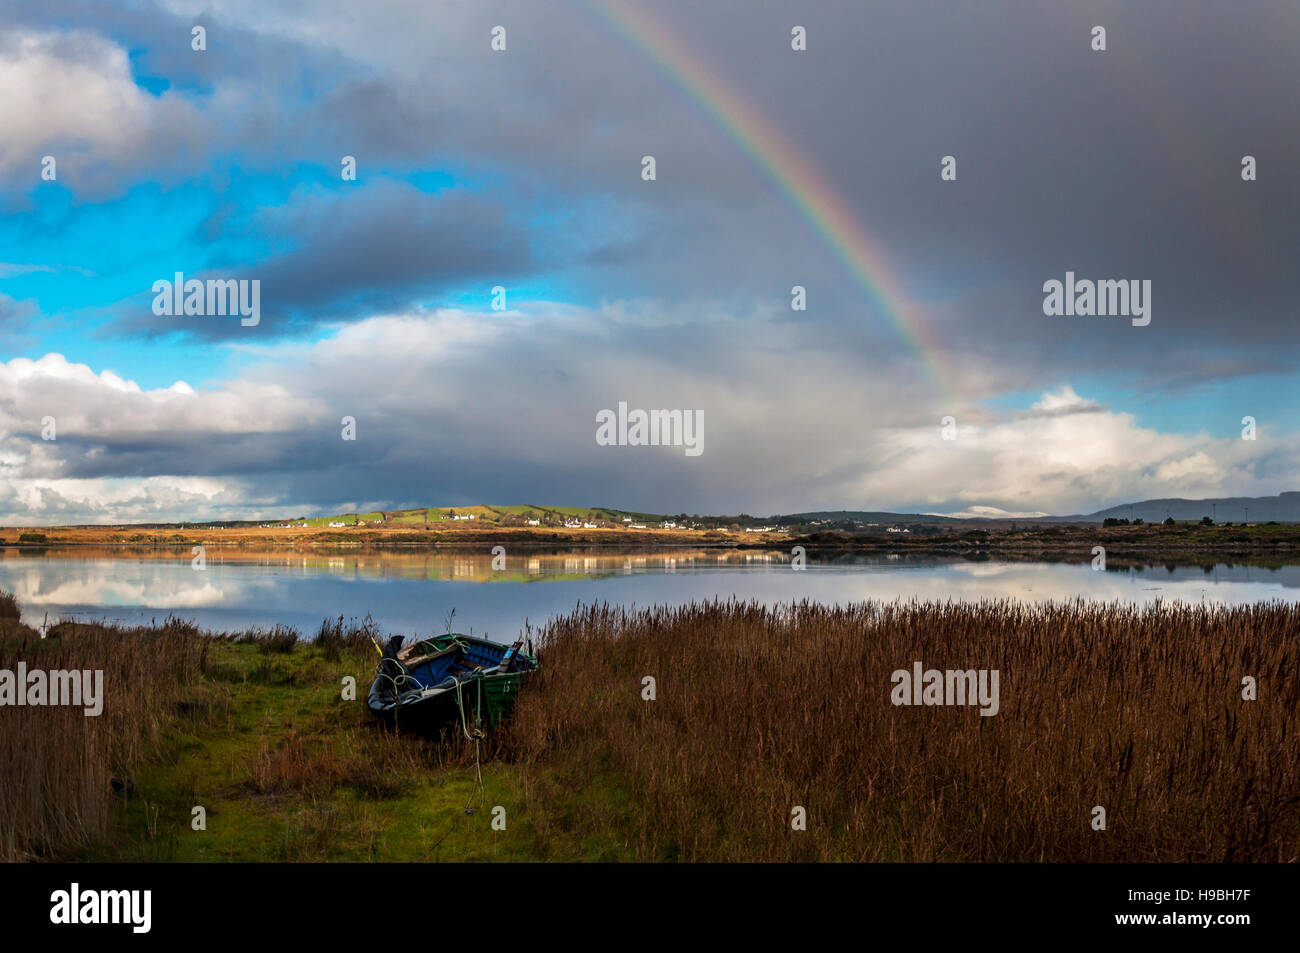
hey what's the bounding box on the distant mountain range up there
[1065,492,1300,524]
[53,493,1300,532]
[303,494,1300,529]
[780,493,1300,525]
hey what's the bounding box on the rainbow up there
[584,0,956,403]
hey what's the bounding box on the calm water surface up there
[1,548,1296,643]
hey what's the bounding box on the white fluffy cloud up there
[0,353,312,460]
[0,353,317,522]
[0,476,250,525]
[0,30,203,188]
[2,312,1294,524]
[851,386,1283,515]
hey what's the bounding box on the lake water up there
[2,548,1297,643]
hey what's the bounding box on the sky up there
[1,0,1299,524]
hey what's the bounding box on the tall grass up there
[0,611,205,860]
[0,595,471,861]
[6,592,1297,862]
[315,614,380,662]
[508,599,1300,861]
[229,624,301,654]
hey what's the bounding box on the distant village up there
[218,509,938,535]
[160,509,942,537]
[244,508,807,534]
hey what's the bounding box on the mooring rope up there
[454,675,486,815]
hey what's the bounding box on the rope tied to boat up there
[454,675,486,815]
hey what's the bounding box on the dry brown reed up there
[0,608,204,860]
[507,599,1300,861]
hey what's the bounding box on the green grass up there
[43,629,631,862]
[386,509,434,525]
[301,511,387,527]
[15,596,1299,863]
[77,640,552,862]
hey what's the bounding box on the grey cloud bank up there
[0,0,1297,519]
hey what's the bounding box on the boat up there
[366,632,539,733]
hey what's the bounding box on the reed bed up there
[315,614,382,662]
[0,607,205,861]
[226,624,302,654]
[507,599,1300,861]
[4,593,1297,862]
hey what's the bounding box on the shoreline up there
[3,521,1300,565]
[5,598,1296,862]
[0,524,760,552]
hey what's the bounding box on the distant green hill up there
[264,492,1300,531]
[305,505,671,527]
[47,493,1300,533]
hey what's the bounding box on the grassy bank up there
[794,521,1300,561]
[0,523,739,552]
[11,520,1300,563]
[3,596,1297,861]
[1,613,543,862]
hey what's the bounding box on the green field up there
[306,504,670,527]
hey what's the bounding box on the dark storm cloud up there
[286,0,1300,388]
[116,180,539,339]
[4,0,1300,520]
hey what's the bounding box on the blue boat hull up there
[366,633,538,733]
